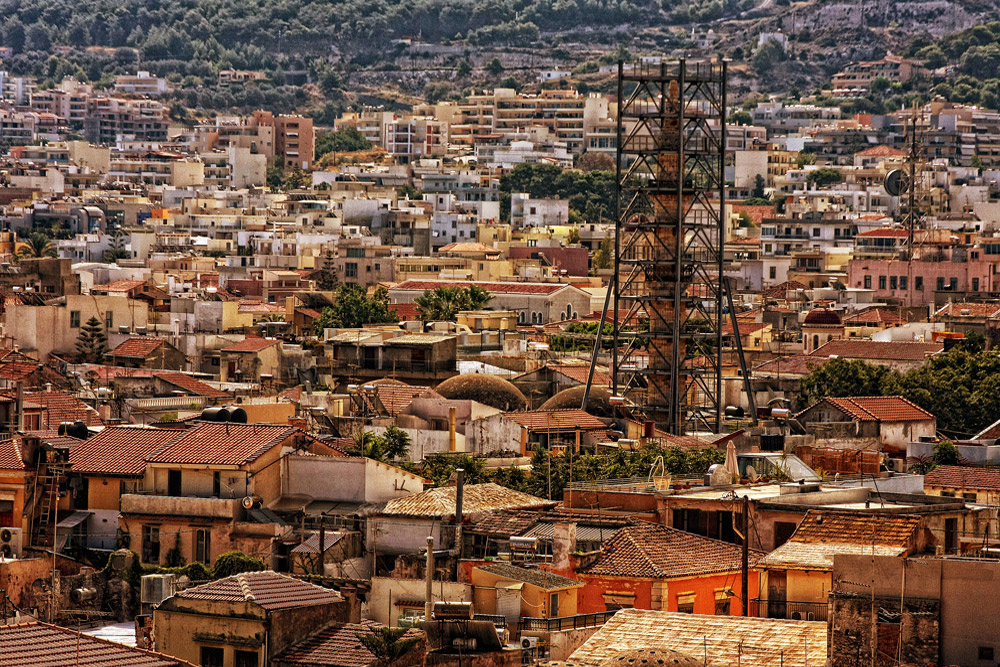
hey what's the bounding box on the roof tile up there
[924,465,1000,492]
[147,422,312,466]
[221,337,280,353]
[155,372,230,399]
[809,396,934,422]
[0,621,193,667]
[381,483,553,518]
[173,571,342,611]
[108,337,167,359]
[476,563,582,590]
[70,426,185,476]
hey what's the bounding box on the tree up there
[359,627,422,666]
[577,151,615,173]
[752,40,785,74]
[211,552,266,579]
[797,358,901,410]
[592,236,613,271]
[313,285,398,334]
[486,57,504,76]
[377,426,411,461]
[315,128,371,159]
[75,316,108,363]
[806,167,843,189]
[750,174,767,201]
[18,232,55,258]
[932,440,961,467]
[415,285,491,321]
[316,250,338,291]
[728,110,753,126]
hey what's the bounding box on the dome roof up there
[540,386,616,418]
[599,647,703,667]
[803,307,842,326]
[435,374,527,411]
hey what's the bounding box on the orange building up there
[576,522,762,616]
[0,438,27,532]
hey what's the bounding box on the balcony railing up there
[750,598,829,621]
[518,610,617,633]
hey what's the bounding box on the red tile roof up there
[93,279,147,292]
[221,336,280,353]
[476,562,582,590]
[730,204,774,226]
[173,571,342,611]
[810,340,943,361]
[392,280,568,295]
[382,483,553,518]
[0,437,24,471]
[924,465,1000,492]
[375,384,441,415]
[722,321,770,336]
[549,364,611,387]
[108,337,167,359]
[0,361,41,383]
[0,621,193,667]
[155,372,230,399]
[790,510,921,548]
[857,145,906,157]
[933,302,1000,318]
[70,426,185,476]
[842,308,905,325]
[816,396,934,422]
[25,391,103,429]
[581,522,763,579]
[147,422,309,466]
[857,228,908,238]
[502,409,607,431]
[761,281,808,299]
[273,621,421,667]
[238,300,284,314]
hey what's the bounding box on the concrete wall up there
[367,576,471,627]
[283,454,424,504]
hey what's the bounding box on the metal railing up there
[518,610,617,633]
[750,598,829,621]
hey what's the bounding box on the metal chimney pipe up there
[424,534,434,621]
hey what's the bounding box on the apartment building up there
[114,71,170,96]
[200,145,267,189]
[29,78,91,127]
[334,108,395,146]
[832,56,928,95]
[271,113,315,171]
[85,97,169,144]
[385,115,445,163]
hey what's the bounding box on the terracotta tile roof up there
[381,483,554,518]
[810,339,943,361]
[809,396,934,422]
[546,364,611,387]
[857,228,908,238]
[273,621,422,667]
[173,571,343,611]
[502,409,607,431]
[291,531,347,554]
[25,391,103,429]
[760,510,921,571]
[842,307,905,325]
[476,563,582,590]
[933,302,1000,318]
[377,385,441,415]
[155,371,230,398]
[753,355,830,377]
[108,337,167,359]
[761,281,808,299]
[439,242,500,254]
[392,280,569,295]
[93,280,146,292]
[0,360,41,383]
[0,437,24,470]
[722,321,770,336]
[0,621,193,667]
[221,336,280,353]
[581,523,762,579]
[730,204,774,226]
[465,509,543,536]
[924,465,1000,492]
[147,422,302,466]
[857,145,906,157]
[296,307,322,319]
[70,426,185,476]
[238,300,284,314]
[567,609,827,667]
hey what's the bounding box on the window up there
[890,276,897,290]
[195,528,211,564]
[345,262,357,278]
[878,276,887,290]
[812,227,820,237]
[950,277,958,290]
[70,311,81,328]
[105,312,113,330]
[978,647,995,661]
[714,590,732,615]
[769,267,776,279]
[915,276,923,290]
[963,492,977,501]
[167,470,182,496]
[550,593,559,617]
[200,646,224,667]
[973,277,980,292]
[677,592,696,614]
[864,275,872,289]
[234,651,258,667]
[899,276,907,290]
[937,277,945,290]
[141,525,160,563]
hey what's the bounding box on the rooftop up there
[924,465,1000,492]
[381,482,553,518]
[392,280,571,295]
[566,609,827,667]
[0,437,23,471]
[804,396,935,422]
[108,337,168,359]
[810,339,943,361]
[0,621,193,667]
[70,426,185,476]
[475,562,583,590]
[221,336,280,353]
[273,621,421,667]
[154,371,230,398]
[172,570,343,611]
[581,522,763,579]
[501,409,607,431]
[147,422,313,466]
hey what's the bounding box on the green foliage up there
[797,358,901,411]
[728,110,752,126]
[313,285,398,333]
[550,322,614,351]
[359,627,422,663]
[18,232,55,258]
[401,453,492,487]
[592,236,613,272]
[805,167,843,189]
[353,426,412,462]
[211,551,266,579]
[316,128,371,160]
[751,40,785,74]
[414,285,491,321]
[932,440,961,467]
[499,162,614,224]
[75,316,108,363]
[316,251,338,291]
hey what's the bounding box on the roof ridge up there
[237,573,256,602]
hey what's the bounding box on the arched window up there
[812,334,819,350]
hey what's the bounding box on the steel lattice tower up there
[611,59,749,436]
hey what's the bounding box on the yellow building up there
[472,562,583,622]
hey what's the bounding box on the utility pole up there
[424,535,435,621]
[741,495,749,617]
[318,514,325,577]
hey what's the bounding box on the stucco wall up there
[367,576,471,627]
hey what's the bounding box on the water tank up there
[59,421,90,439]
[760,434,785,451]
[224,406,248,423]
[432,601,474,620]
[200,407,230,422]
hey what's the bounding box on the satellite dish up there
[884,169,910,197]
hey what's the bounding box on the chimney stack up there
[448,406,457,452]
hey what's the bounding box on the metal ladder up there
[34,464,66,546]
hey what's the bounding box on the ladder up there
[34,464,66,547]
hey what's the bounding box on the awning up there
[56,511,92,529]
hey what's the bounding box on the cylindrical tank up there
[224,406,248,423]
[201,407,229,422]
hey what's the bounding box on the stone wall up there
[829,592,940,667]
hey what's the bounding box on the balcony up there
[518,611,617,633]
[750,598,828,621]
[120,493,240,521]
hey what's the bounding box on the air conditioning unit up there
[521,636,539,650]
[0,527,22,559]
[140,574,177,605]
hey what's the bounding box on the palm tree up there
[18,232,56,259]
[359,627,422,666]
[415,286,492,322]
[379,426,411,461]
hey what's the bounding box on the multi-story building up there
[114,70,170,96]
[85,97,169,144]
[29,78,91,127]
[270,112,314,171]
[385,115,445,163]
[750,102,844,137]
[199,145,267,189]
[334,108,395,146]
[832,56,928,95]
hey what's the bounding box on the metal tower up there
[610,59,750,435]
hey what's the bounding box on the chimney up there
[424,534,435,621]
[552,522,577,573]
[520,426,528,456]
[448,406,457,452]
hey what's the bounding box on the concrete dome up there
[600,647,703,667]
[540,386,616,418]
[803,307,842,326]
[435,374,527,411]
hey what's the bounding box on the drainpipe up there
[448,406,457,452]
[455,467,465,559]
